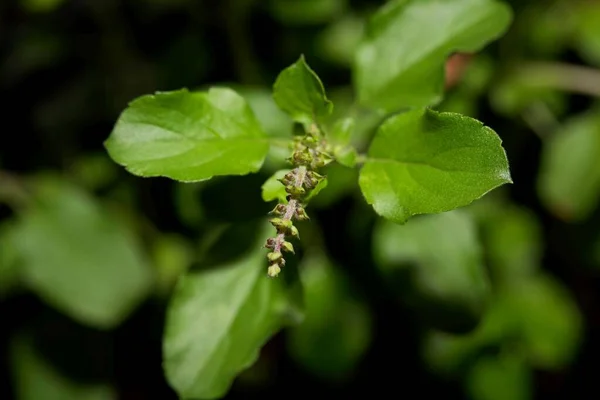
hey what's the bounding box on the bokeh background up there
[2,0,600,399]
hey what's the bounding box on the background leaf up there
[162,224,302,399]
[359,108,511,224]
[374,210,490,333]
[11,175,152,329]
[272,56,333,126]
[505,275,582,369]
[104,88,269,182]
[11,334,115,400]
[354,0,512,112]
[466,354,530,400]
[287,253,371,380]
[537,109,600,221]
[261,169,291,203]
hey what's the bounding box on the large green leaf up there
[104,87,269,182]
[163,224,303,399]
[354,0,512,112]
[11,334,115,400]
[287,253,371,380]
[537,110,600,221]
[12,175,152,329]
[374,210,490,333]
[272,56,333,126]
[359,108,511,224]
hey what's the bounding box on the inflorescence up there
[264,125,333,277]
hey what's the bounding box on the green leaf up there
[12,175,152,329]
[104,87,269,182]
[374,210,490,333]
[234,86,294,138]
[262,169,291,203]
[480,205,542,285]
[151,233,194,296]
[287,253,371,381]
[537,110,600,221]
[11,334,115,400]
[310,163,358,209]
[163,224,302,399]
[574,3,600,66]
[328,117,358,167]
[359,108,511,224]
[423,305,507,376]
[467,354,531,400]
[273,56,333,126]
[505,275,582,369]
[354,0,512,112]
[316,13,365,66]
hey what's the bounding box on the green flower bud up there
[267,251,282,262]
[289,225,300,238]
[270,218,292,230]
[286,185,305,197]
[292,150,312,166]
[313,156,333,168]
[281,241,295,254]
[269,204,287,216]
[295,207,309,221]
[267,264,281,277]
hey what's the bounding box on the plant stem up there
[514,62,600,97]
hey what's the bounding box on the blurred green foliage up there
[2,0,600,399]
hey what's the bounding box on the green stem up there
[513,62,600,97]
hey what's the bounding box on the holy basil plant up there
[104,0,513,398]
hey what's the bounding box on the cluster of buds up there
[264,125,333,277]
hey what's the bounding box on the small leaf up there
[359,108,511,224]
[467,354,531,400]
[104,88,269,182]
[537,110,600,221]
[374,210,490,333]
[354,0,512,112]
[11,334,115,400]
[287,253,371,380]
[262,169,291,203]
[12,175,152,329]
[273,55,333,126]
[163,224,302,399]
